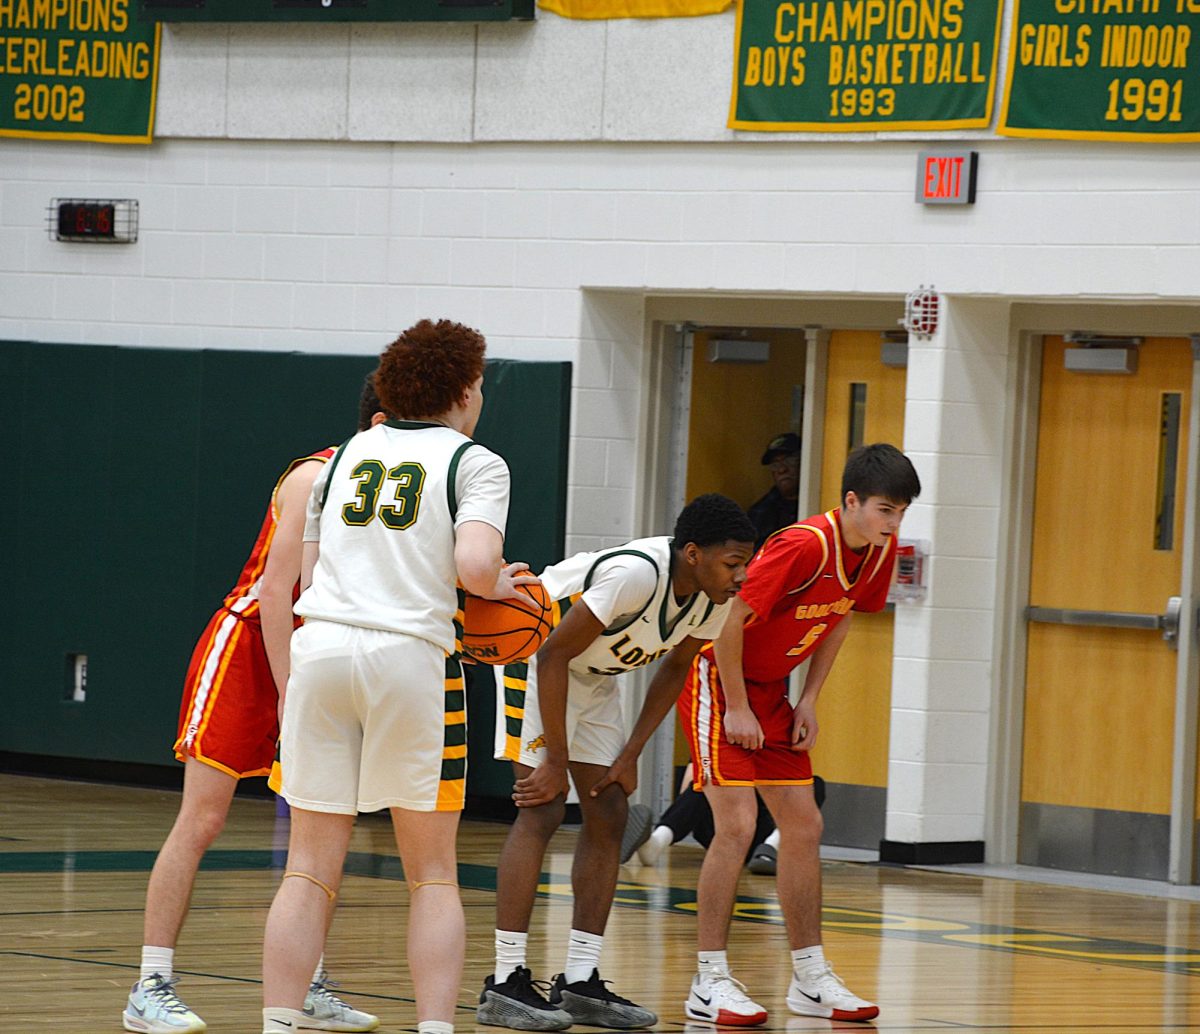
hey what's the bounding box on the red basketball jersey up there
[220,447,336,619]
[738,508,896,683]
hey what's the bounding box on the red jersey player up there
[678,443,921,1027]
[124,377,385,1034]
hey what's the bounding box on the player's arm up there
[790,611,853,751]
[512,602,606,808]
[454,521,536,604]
[454,452,538,602]
[711,595,765,750]
[590,634,708,798]
[259,460,325,714]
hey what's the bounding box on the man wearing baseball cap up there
[748,432,800,549]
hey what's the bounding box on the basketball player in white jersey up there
[479,495,756,1031]
[261,320,535,1034]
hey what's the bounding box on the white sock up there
[418,1022,454,1034]
[697,950,729,978]
[564,929,603,983]
[311,954,325,985]
[791,944,825,975]
[765,828,781,849]
[140,945,174,983]
[263,1006,307,1032]
[495,929,528,984]
[638,826,673,866]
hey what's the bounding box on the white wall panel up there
[203,233,264,281]
[231,282,295,329]
[602,16,735,142]
[227,26,350,140]
[349,25,475,143]
[155,25,229,139]
[475,19,604,142]
[891,658,992,714]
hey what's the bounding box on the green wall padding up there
[0,341,569,806]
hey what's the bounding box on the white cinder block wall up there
[889,299,1011,847]
[2,8,1199,856]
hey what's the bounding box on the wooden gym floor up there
[2,773,1199,1033]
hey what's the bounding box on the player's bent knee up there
[581,789,627,831]
[515,797,567,837]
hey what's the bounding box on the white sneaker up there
[123,974,207,1032]
[302,971,380,1031]
[684,971,767,1026]
[786,962,878,1022]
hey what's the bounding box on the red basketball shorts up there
[677,649,812,788]
[172,604,279,778]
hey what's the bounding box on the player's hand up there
[791,699,818,751]
[723,706,765,750]
[590,754,638,798]
[487,561,543,609]
[513,760,568,807]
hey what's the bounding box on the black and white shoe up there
[550,969,656,1029]
[478,967,573,1031]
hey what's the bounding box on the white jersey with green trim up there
[296,420,509,653]
[542,536,733,677]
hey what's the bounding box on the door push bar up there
[1026,597,1182,649]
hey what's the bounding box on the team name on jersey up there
[587,632,671,676]
[794,597,853,621]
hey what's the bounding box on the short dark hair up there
[375,319,486,420]
[842,443,921,504]
[673,493,756,549]
[357,369,385,431]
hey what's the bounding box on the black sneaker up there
[549,969,657,1029]
[478,966,574,1031]
[746,843,777,875]
[620,803,653,864]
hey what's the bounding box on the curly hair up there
[673,493,756,549]
[375,319,487,420]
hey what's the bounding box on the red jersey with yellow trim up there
[738,508,895,683]
[220,447,336,621]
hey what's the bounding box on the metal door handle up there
[1026,596,1182,649]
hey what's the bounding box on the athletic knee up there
[514,799,566,840]
[580,789,627,838]
[779,807,822,847]
[176,806,228,850]
[711,811,758,851]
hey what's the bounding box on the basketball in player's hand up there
[462,583,553,665]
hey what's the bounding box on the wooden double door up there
[1021,336,1199,881]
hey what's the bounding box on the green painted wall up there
[0,341,569,804]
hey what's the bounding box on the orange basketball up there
[461,582,553,665]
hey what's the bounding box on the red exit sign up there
[916,150,978,206]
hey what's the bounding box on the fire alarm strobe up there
[903,286,940,339]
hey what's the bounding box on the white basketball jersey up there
[296,420,509,653]
[541,536,733,677]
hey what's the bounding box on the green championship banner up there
[729,0,1004,131]
[999,0,1200,142]
[0,0,160,143]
